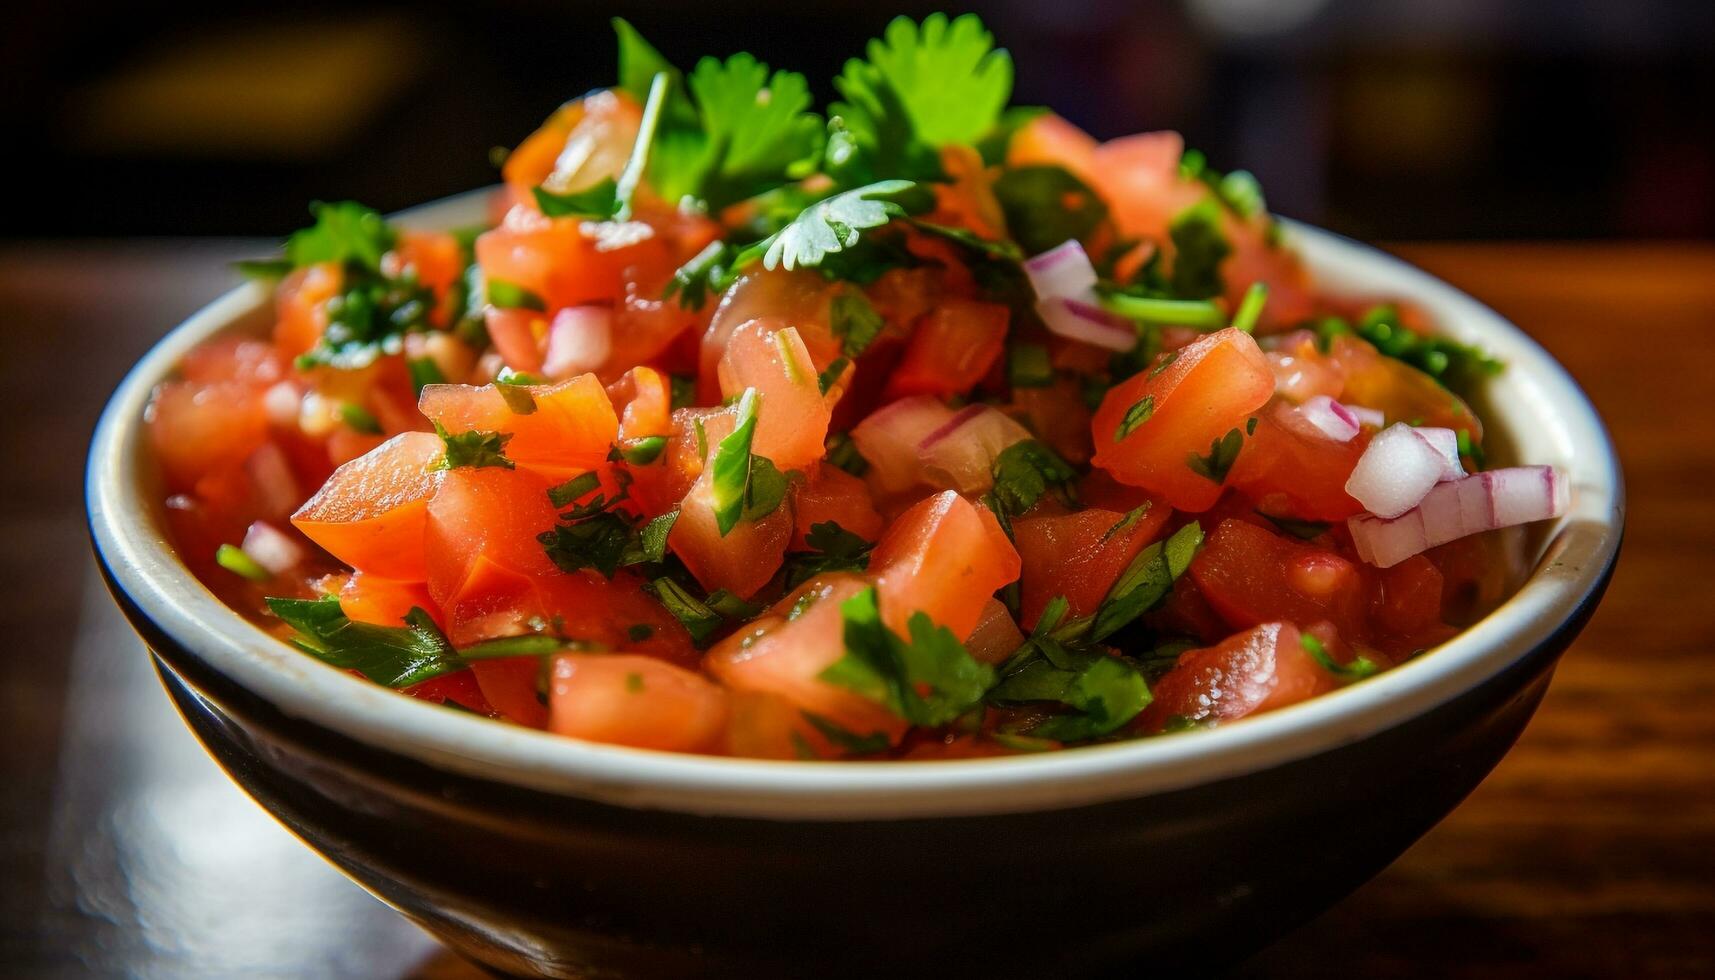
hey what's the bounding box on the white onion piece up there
[851,395,957,494]
[1291,396,1361,443]
[1349,465,1569,567]
[241,521,306,575]
[917,405,1034,494]
[1347,404,1385,429]
[262,381,301,428]
[1344,423,1450,518]
[1414,427,1465,481]
[542,306,612,379]
[1039,297,1137,352]
[1023,240,1098,300]
[244,442,300,521]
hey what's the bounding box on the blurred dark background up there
[3,0,1711,242]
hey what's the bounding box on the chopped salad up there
[146,15,1567,759]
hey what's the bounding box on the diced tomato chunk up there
[419,376,618,482]
[424,466,560,618]
[502,90,641,205]
[1370,555,1445,637]
[1139,621,1336,732]
[707,574,907,744]
[391,229,465,297]
[1013,502,1171,629]
[1188,518,1366,636]
[669,463,793,600]
[338,571,438,628]
[401,668,494,715]
[1327,334,1483,440]
[179,337,285,387]
[717,318,831,471]
[484,307,549,374]
[965,598,1026,665]
[476,204,668,312]
[869,491,1021,639]
[291,431,444,580]
[699,269,839,402]
[472,657,549,728]
[607,366,674,441]
[148,380,270,491]
[791,464,884,549]
[883,299,1008,399]
[1090,328,1274,512]
[548,654,728,753]
[273,262,341,360]
[1229,408,1368,521]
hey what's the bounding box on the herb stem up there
[1230,281,1269,333]
[614,71,671,221]
[1097,292,1226,328]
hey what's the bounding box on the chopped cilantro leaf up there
[1186,427,1245,484]
[433,422,514,471]
[1008,343,1054,388]
[801,712,891,756]
[709,388,763,535]
[1095,289,1226,328]
[818,357,851,396]
[547,471,603,509]
[267,596,462,688]
[1260,513,1330,541]
[820,586,994,726]
[532,180,619,219]
[619,435,668,466]
[406,356,445,395]
[988,599,1150,741]
[644,577,752,647]
[538,512,634,577]
[826,431,868,476]
[1168,200,1230,299]
[992,165,1108,255]
[285,201,394,272]
[663,240,731,310]
[783,521,874,588]
[989,440,1077,518]
[737,180,927,273]
[1115,395,1155,441]
[830,292,885,357]
[1319,305,1504,394]
[1230,281,1269,333]
[338,402,381,435]
[1301,632,1382,682]
[1087,521,1204,641]
[485,279,546,311]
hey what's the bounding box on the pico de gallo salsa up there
[146,15,1568,759]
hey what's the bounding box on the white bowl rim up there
[87,190,1624,821]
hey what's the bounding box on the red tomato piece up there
[966,598,1026,666]
[548,654,728,753]
[1139,621,1337,732]
[148,380,270,491]
[483,307,549,374]
[717,317,831,471]
[1228,408,1368,521]
[273,262,341,360]
[1012,503,1171,629]
[291,431,444,580]
[791,463,884,550]
[179,337,285,388]
[1188,518,1366,636]
[402,668,494,715]
[502,90,640,205]
[869,490,1021,639]
[424,466,560,613]
[707,573,907,744]
[669,463,793,600]
[699,269,839,402]
[418,376,618,483]
[607,365,674,441]
[883,299,1008,399]
[476,204,668,312]
[472,657,549,728]
[1370,554,1446,638]
[338,571,438,628]
[1090,328,1274,513]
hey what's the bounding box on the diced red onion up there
[244,442,300,522]
[851,395,957,494]
[1415,427,1465,481]
[241,520,306,575]
[1345,423,1457,518]
[1288,396,1361,443]
[917,405,1034,494]
[1039,297,1138,352]
[1348,465,1569,567]
[542,306,612,379]
[1023,240,1098,300]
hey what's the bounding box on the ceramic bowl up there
[87,191,1623,978]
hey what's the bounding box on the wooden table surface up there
[2,240,1711,978]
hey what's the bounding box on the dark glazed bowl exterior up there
[87,192,1624,978]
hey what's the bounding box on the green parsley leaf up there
[988,601,1151,741]
[783,521,874,588]
[267,596,462,688]
[817,357,851,396]
[830,292,885,357]
[538,513,633,577]
[1168,200,1230,299]
[338,402,382,435]
[663,240,730,310]
[406,356,445,396]
[744,454,791,523]
[800,712,891,756]
[285,201,394,272]
[826,430,868,476]
[993,166,1108,255]
[1323,304,1505,393]
[433,422,514,471]
[820,586,994,726]
[215,543,269,582]
[1115,395,1155,441]
[643,577,753,647]
[1186,427,1245,484]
